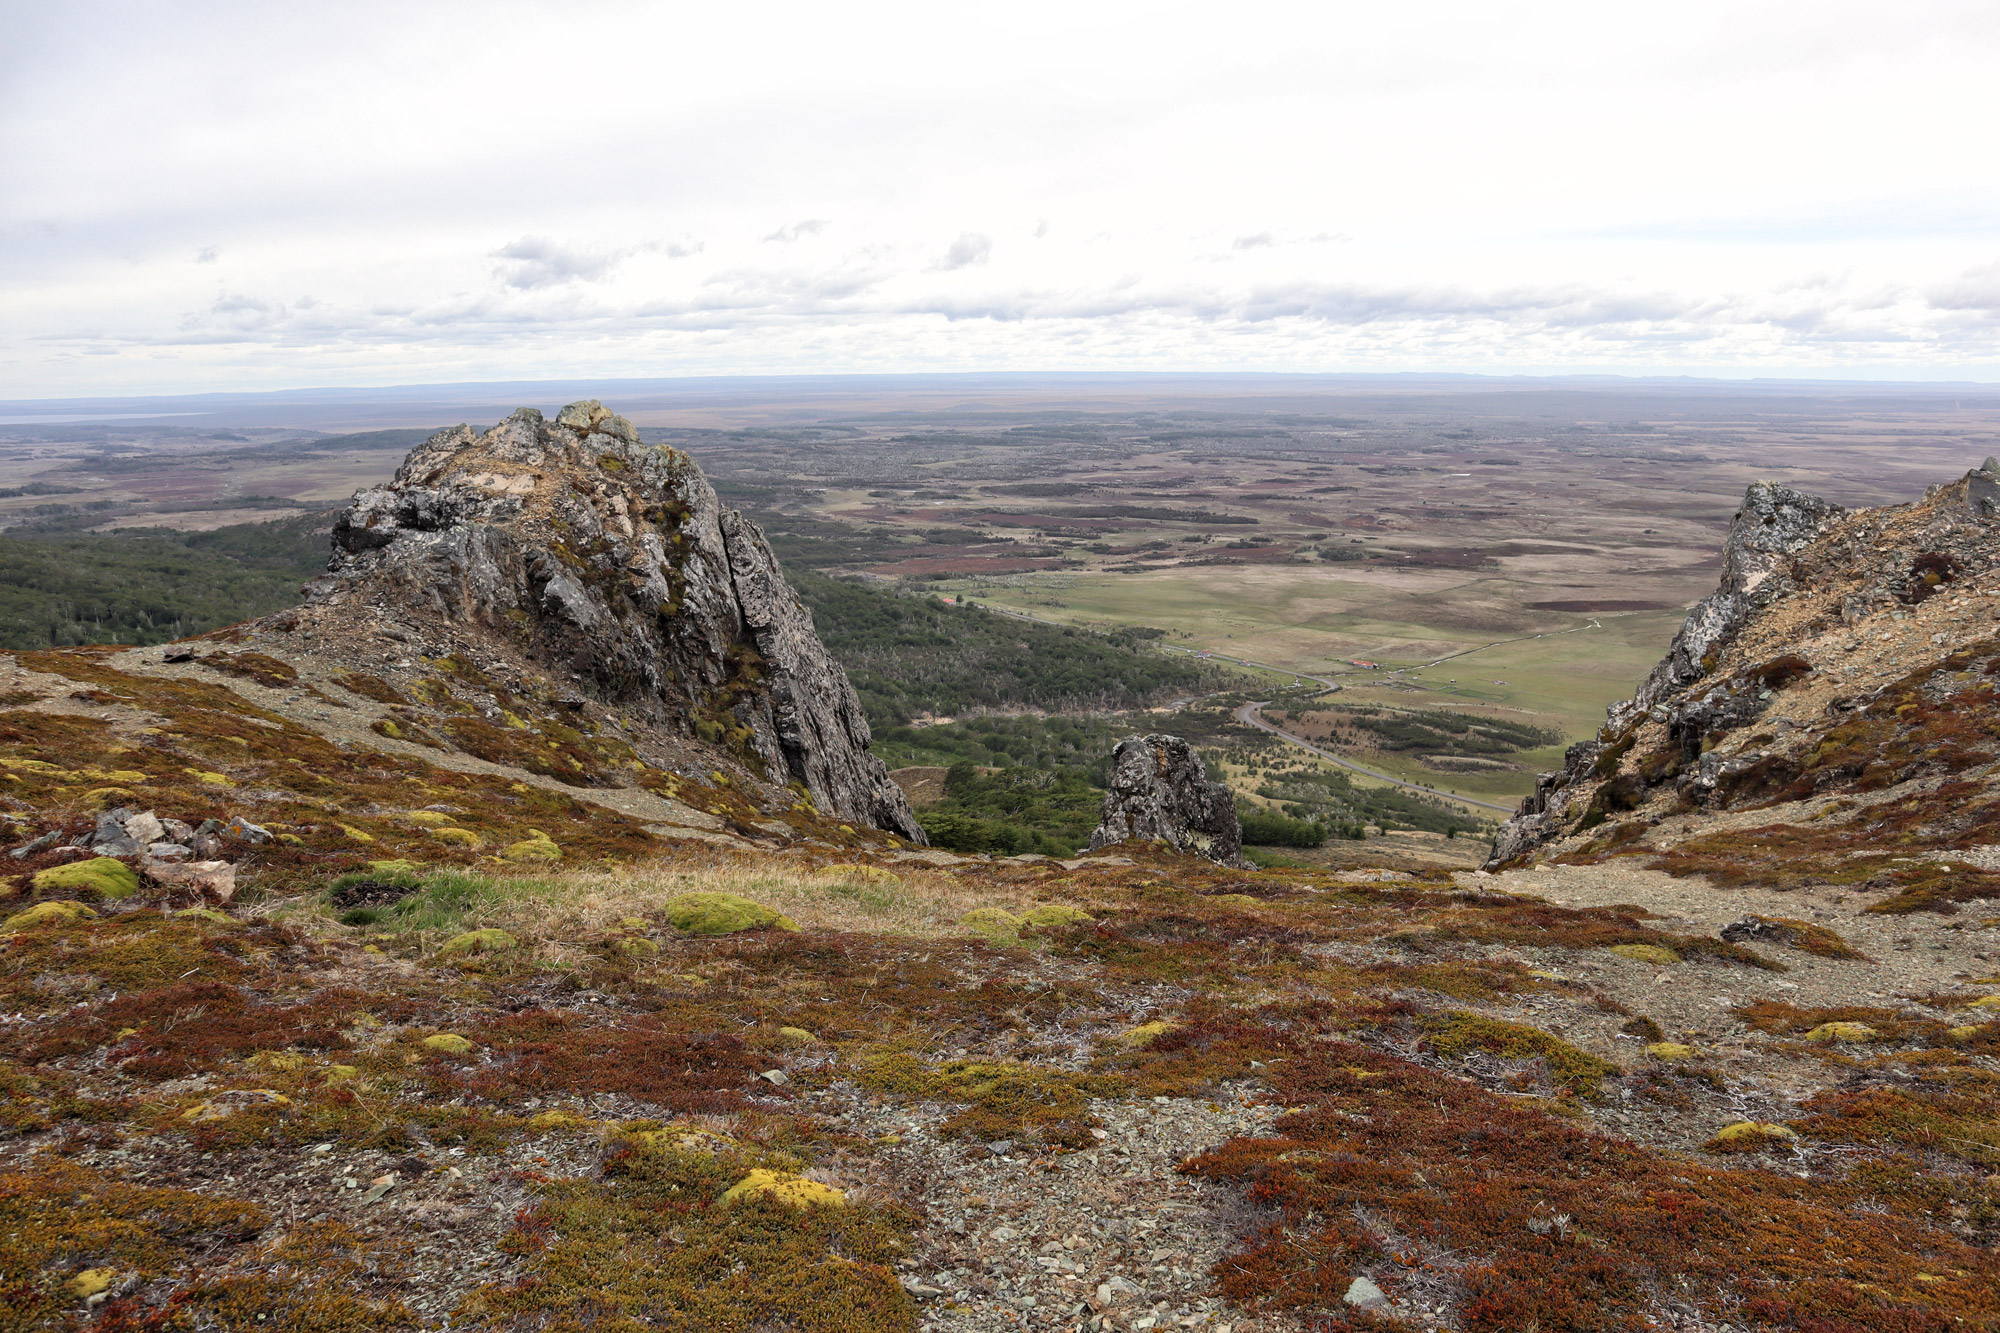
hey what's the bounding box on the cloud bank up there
[2,0,1997,394]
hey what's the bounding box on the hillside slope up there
[0,450,1997,1333]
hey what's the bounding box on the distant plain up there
[5,374,1999,805]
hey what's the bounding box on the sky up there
[3,0,1999,397]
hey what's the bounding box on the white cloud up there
[491,237,631,289]
[934,232,992,271]
[2,0,1999,394]
[762,220,830,244]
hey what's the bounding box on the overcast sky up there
[3,0,1998,396]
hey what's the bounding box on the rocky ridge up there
[1491,456,2000,880]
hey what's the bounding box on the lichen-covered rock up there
[664,891,797,935]
[33,856,140,900]
[2,899,98,932]
[720,1169,845,1209]
[315,404,922,841]
[1088,734,1243,866]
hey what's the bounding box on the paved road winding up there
[1233,701,1520,814]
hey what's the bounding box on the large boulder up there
[1089,734,1243,865]
[312,402,923,842]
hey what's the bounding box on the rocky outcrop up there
[1488,460,2000,868]
[310,402,922,841]
[1607,482,1844,731]
[1089,734,1243,865]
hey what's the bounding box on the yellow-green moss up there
[1645,1042,1697,1060]
[1707,1120,1799,1151]
[32,857,140,901]
[663,892,798,935]
[1120,1020,1179,1049]
[1805,1021,1879,1043]
[428,826,483,848]
[2,899,99,932]
[1019,904,1095,930]
[1419,1010,1620,1097]
[421,1033,477,1055]
[720,1169,846,1209]
[1609,943,1681,965]
[438,929,518,958]
[957,907,1021,944]
[502,830,561,862]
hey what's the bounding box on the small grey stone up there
[224,817,272,844]
[1344,1276,1387,1309]
[7,830,60,859]
[122,811,167,844]
[986,1139,1015,1156]
[756,1068,789,1086]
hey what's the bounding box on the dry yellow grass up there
[273,851,1069,965]
[493,855,1044,943]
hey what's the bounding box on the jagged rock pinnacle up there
[1090,734,1244,865]
[307,401,924,842]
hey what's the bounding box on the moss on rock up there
[664,891,798,935]
[32,857,140,901]
[502,830,562,862]
[1805,1021,1879,1043]
[1019,904,1094,930]
[720,1169,846,1209]
[2,899,99,932]
[438,928,518,958]
[1609,943,1680,965]
[421,1033,477,1055]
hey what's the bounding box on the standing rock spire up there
[314,402,924,841]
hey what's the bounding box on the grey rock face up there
[1487,463,1997,868]
[317,402,923,842]
[1088,734,1242,865]
[1609,481,1843,732]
